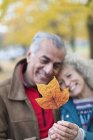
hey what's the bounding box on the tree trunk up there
[87,15,93,58]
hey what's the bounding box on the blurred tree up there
[87,15,93,58]
[0,0,93,53]
[69,24,76,52]
[0,0,13,18]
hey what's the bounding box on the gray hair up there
[29,32,66,53]
[63,53,93,89]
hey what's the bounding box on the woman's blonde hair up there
[62,53,93,89]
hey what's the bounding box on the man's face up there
[26,39,65,85]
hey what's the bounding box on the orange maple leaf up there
[36,77,69,109]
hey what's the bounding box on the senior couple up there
[0,32,93,140]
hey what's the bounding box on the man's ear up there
[26,50,31,63]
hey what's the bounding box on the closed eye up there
[66,74,71,78]
[54,62,62,70]
[59,80,64,86]
[40,59,49,64]
[40,56,50,64]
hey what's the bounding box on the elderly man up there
[0,32,66,140]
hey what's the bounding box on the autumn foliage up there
[36,77,69,109]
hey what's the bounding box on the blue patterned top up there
[73,98,93,130]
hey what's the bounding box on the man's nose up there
[44,64,53,75]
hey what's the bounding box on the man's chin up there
[37,81,48,85]
[36,76,54,84]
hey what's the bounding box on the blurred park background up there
[0,0,93,81]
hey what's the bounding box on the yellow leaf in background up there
[36,77,69,109]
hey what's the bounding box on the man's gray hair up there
[63,53,93,89]
[29,32,66,53]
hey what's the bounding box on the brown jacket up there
[0,59,60,140]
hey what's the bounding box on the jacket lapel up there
[8,59,27,101]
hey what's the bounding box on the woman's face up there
[57,65,86,98]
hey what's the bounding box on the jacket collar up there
[8,59,27,101]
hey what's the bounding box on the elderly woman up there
[48,53,93,140]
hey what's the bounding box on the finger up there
[58,120,78,130]
[51,133,67,140]
[57,120,79,135]
[53,122,78,139]
[52,123,71,138]
[50,133,57,140]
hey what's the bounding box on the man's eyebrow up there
[42,56,63,65]
[42,56,50,60]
